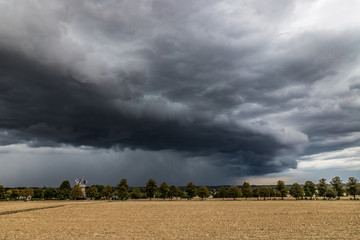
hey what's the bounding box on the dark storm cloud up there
[0,47,302,176]
[0,0,359,184]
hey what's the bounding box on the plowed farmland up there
[0,200,359,239]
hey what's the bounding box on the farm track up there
[0,204,66,216]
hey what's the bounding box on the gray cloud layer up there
[0,0,359,185]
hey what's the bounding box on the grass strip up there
[0,205,65,216]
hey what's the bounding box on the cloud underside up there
[0,48,301,176]
[0,0,359,182]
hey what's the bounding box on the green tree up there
[330,176,344,199]
[21,188,34,199]
[93,184,105,199]
[168,185,180,200]
[102,185,113,199]
[117,185,129,200]
[275,180,288,200]
[346,177,359,200]
[44,187,57,200]
[197,186,210,200]
[116,179,130,201]
[317,178,328,199]
[117,179,130,192]
[303,181,316,199]
[70,185,83,200]
[159,182,170,200]
[5,189,11,199]
[131,188,142,199]
[241,182,253,199]
[289,183,304,200]
[325,189,337,200]
[146,179,158,200]
[216,187,228,200]
[0,185,6,199]
[154,191,161,199]
[13,189,21,199]
[269,187,276,199]
[179,189,187,198]
[227,186,241,200]
[258,187,270,200]
[185,182,197,200]
[94,184,105,194]
[86,186,98,200]
[253,188,260,199]
[33,189,44,199]
[6,189,20,200]
[58,180,71,200]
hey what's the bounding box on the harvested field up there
[0,200,359,239]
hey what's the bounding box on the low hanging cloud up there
[0,47,307,177]
[0,0,359,185]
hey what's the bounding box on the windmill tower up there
[74,177,88,199]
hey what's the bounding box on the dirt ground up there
[0,200,359,239]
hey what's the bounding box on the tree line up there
[0,176,359,201]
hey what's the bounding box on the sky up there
[0,0,359,187]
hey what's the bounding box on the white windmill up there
[74,177,88,199]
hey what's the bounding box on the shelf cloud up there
[0,0,359,186]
